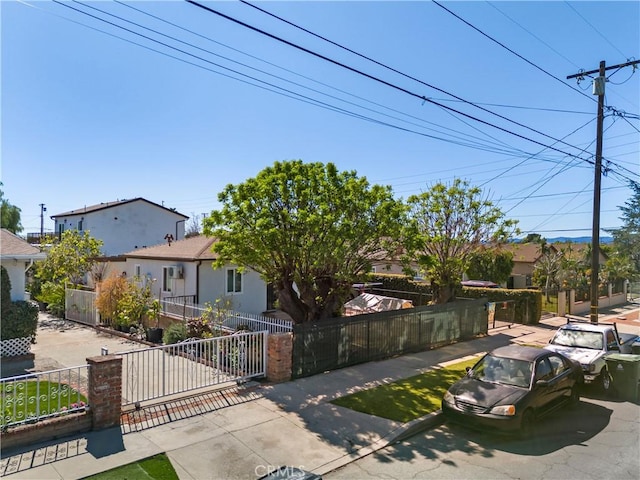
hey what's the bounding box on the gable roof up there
[51,197,188,219]
[124,235,218,261]
[502,243,549,263]
[0,229,46,259]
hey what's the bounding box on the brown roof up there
[0,229,45,257]
[502,243,547,263]
[51,197,188,219]
[124,235,218,261]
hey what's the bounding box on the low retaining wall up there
[1,412,92,452]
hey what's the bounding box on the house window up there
[226,269,242,294]
[78,219,83,231]
[162,266,173,293]
[134,264,141,277]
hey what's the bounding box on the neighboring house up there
[51,198,188,257]
[502,243,555,289]
[504,242,607,289]
[120,235,269,316]
[0,229,46,301]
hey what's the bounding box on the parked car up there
[544,318,638,391]
[442,345,583,436]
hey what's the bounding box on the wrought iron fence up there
[161,299,293,333]
[1,365,90,429]
[117,331,267,406]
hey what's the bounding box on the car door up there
[532,357,556,412]
[546,353,574,404]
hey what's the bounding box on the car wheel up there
[599,368,612,392]
[519,409,535,438]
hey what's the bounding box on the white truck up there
[544,318,639,392]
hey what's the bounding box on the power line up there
[431,0,597,105]
[564,1,629,59]
[189,0,598,165]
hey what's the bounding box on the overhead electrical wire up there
[564,1,629,59]
[431,0,597,104]
[189,0,598,165]
[28,0,555,161]
[53,0,599,166]
[486,1,580,70]
[19,1,636,229]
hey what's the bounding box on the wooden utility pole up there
[567,59,640,324]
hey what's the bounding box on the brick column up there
[267,333,293,383]
[87,354,122,430]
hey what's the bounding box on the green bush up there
[1,300,39,341]
[162,322,187,345]
[38,281,66,318]
[1,267,12,319]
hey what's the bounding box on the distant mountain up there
[516,236,613,244]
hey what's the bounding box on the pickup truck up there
[544,318,639,392]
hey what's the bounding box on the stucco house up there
[51,198,188,257]
[0,229,46,301]
[120,235,270,316]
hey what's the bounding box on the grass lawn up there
[1,380,88,426]
[80,453,178,480]
[330,356,480,422]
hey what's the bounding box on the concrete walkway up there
[1,306,638,479]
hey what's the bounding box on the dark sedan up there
[441,345,583,436]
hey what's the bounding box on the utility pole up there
[567,59,640,324]
[39,203,46,239]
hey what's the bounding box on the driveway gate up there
[117,331,267,407]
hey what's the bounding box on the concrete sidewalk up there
[1,306,638,479]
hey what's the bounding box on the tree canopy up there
[404,179,519,304]
[203,160,405,324]
[0,183,23,234]
[608,180,640,277]
[34,230,103,316]
[465,247,514,285]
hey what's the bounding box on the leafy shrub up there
[1,300,39,341]
[162,322,187,345]
[38,281,66,317]
[1,267,12,319]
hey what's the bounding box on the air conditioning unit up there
[169,265,183,279]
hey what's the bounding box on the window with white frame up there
[226,268,242,294]
[162,266,172,293]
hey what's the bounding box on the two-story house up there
[51,198,188,257]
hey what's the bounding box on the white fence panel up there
[117,331,267,406]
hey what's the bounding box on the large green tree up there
[465,247,514,285]
[607,180,640,277]
[34,230,103,316]
[404,179,519,304]
[203,160,405,324]
[0,183,23,234]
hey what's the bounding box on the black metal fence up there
[291,298,488,378]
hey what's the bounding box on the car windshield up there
[469,354,532,388]
[550,329,603,350]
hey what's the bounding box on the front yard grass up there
[80,453,178,480]
[1,380,88,426]
[330,356,480,422]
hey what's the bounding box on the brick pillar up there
[87,354,122,430]
[267,333,293,383]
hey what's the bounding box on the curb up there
[316,411,444,476]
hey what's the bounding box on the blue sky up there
[2,1,639,240]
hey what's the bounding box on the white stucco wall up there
[54,201,186,256]
[121,259,268,315]
[1,261,29,301]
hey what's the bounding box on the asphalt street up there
[325,389,640,480]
